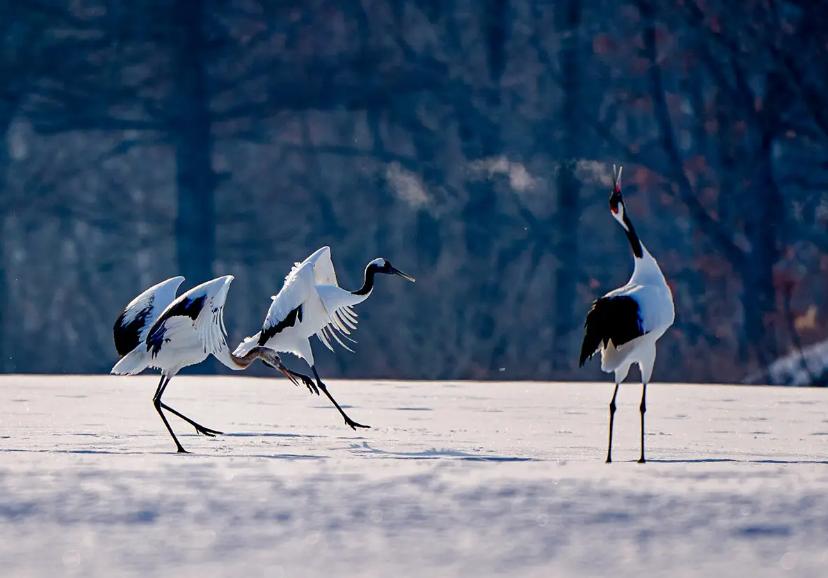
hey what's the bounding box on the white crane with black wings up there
[235,247,415,430]
[579,166,675,463]
[112,275,294,453]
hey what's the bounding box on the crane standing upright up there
[579,166,675,463]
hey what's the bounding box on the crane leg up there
[606,383,619,463]
[638,383,647,463]
[158,402,223,436]
[152,376,188,453]
[312,367,370,430]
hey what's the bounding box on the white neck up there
[631,244,668,287]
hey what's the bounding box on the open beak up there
[391,267,416,283]
[611,164,623,192]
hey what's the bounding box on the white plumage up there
[113,276,184,356]
[236,248,362,363]
[113,276,235,377]
[112,275,285,453]
[236,247,415,430]
[579,165,674,463]
[592,256,674,382]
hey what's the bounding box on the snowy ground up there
[1,375,828,577]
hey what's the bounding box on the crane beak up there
[391,267,416,283]
[611,164,623,192]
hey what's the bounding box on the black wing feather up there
[145,295,207,357]
[113,302,152,356]
[579,295,644,366]
[259,304,303,345]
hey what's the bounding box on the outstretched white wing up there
[314,285,360,353]
[285,246,339,287]
[307,246,339,287]
[145,276,234,361]
[236,247,358,358]
[264,247,350,352]
[196,297,231,358]
[113,276,185,356]
[306,247,360,350]
[257,259,317,348]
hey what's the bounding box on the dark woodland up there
[1,0,826,383]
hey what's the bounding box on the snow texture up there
[1,375,828,577]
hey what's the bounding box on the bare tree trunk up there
[486,0,509,85]
[738,68,790,370]
[170,0,215,373]
[171,0,215,288]
[741,131,782,367]
[553,0,583,368]
[0,110,12,372]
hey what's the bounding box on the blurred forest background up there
[1,0,827,383]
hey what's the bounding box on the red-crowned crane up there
[112,275,298,453]
[235,247,415,430]
[579,166,675,463]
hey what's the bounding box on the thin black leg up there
[153,375,166,398]
[152,375,188,453]
[312,367,370,430]
[159,402,223,436]
[638,383,647,463]
[606,383,619,463]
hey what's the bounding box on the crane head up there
[369,258,416,283]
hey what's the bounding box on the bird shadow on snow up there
[0,448,179,457]
[649,458,828,465]
[349,441,535,462]
[0,445,323,460]
[222,431,323,439]
[647,458,738,463]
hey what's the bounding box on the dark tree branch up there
[639,0,746,266]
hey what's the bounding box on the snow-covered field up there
[1,375,827,577]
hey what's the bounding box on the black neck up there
[353,265,377,296]
[622,211,643,259]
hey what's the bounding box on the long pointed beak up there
[391,267,416,283]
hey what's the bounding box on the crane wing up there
[257,260,316,346]
[308,246,339,287]
[314,284,360,353]
[143,311,228,367]
[113,276,185,356]
[618,283,674,335]
[283,246,338,286]
[285,246,340,287]
[302,246,359,351]
[579,295,645,366]
[242,249,352,356]
[145,276,233,359]
[145,316,201,361]
[195,297,231,358]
